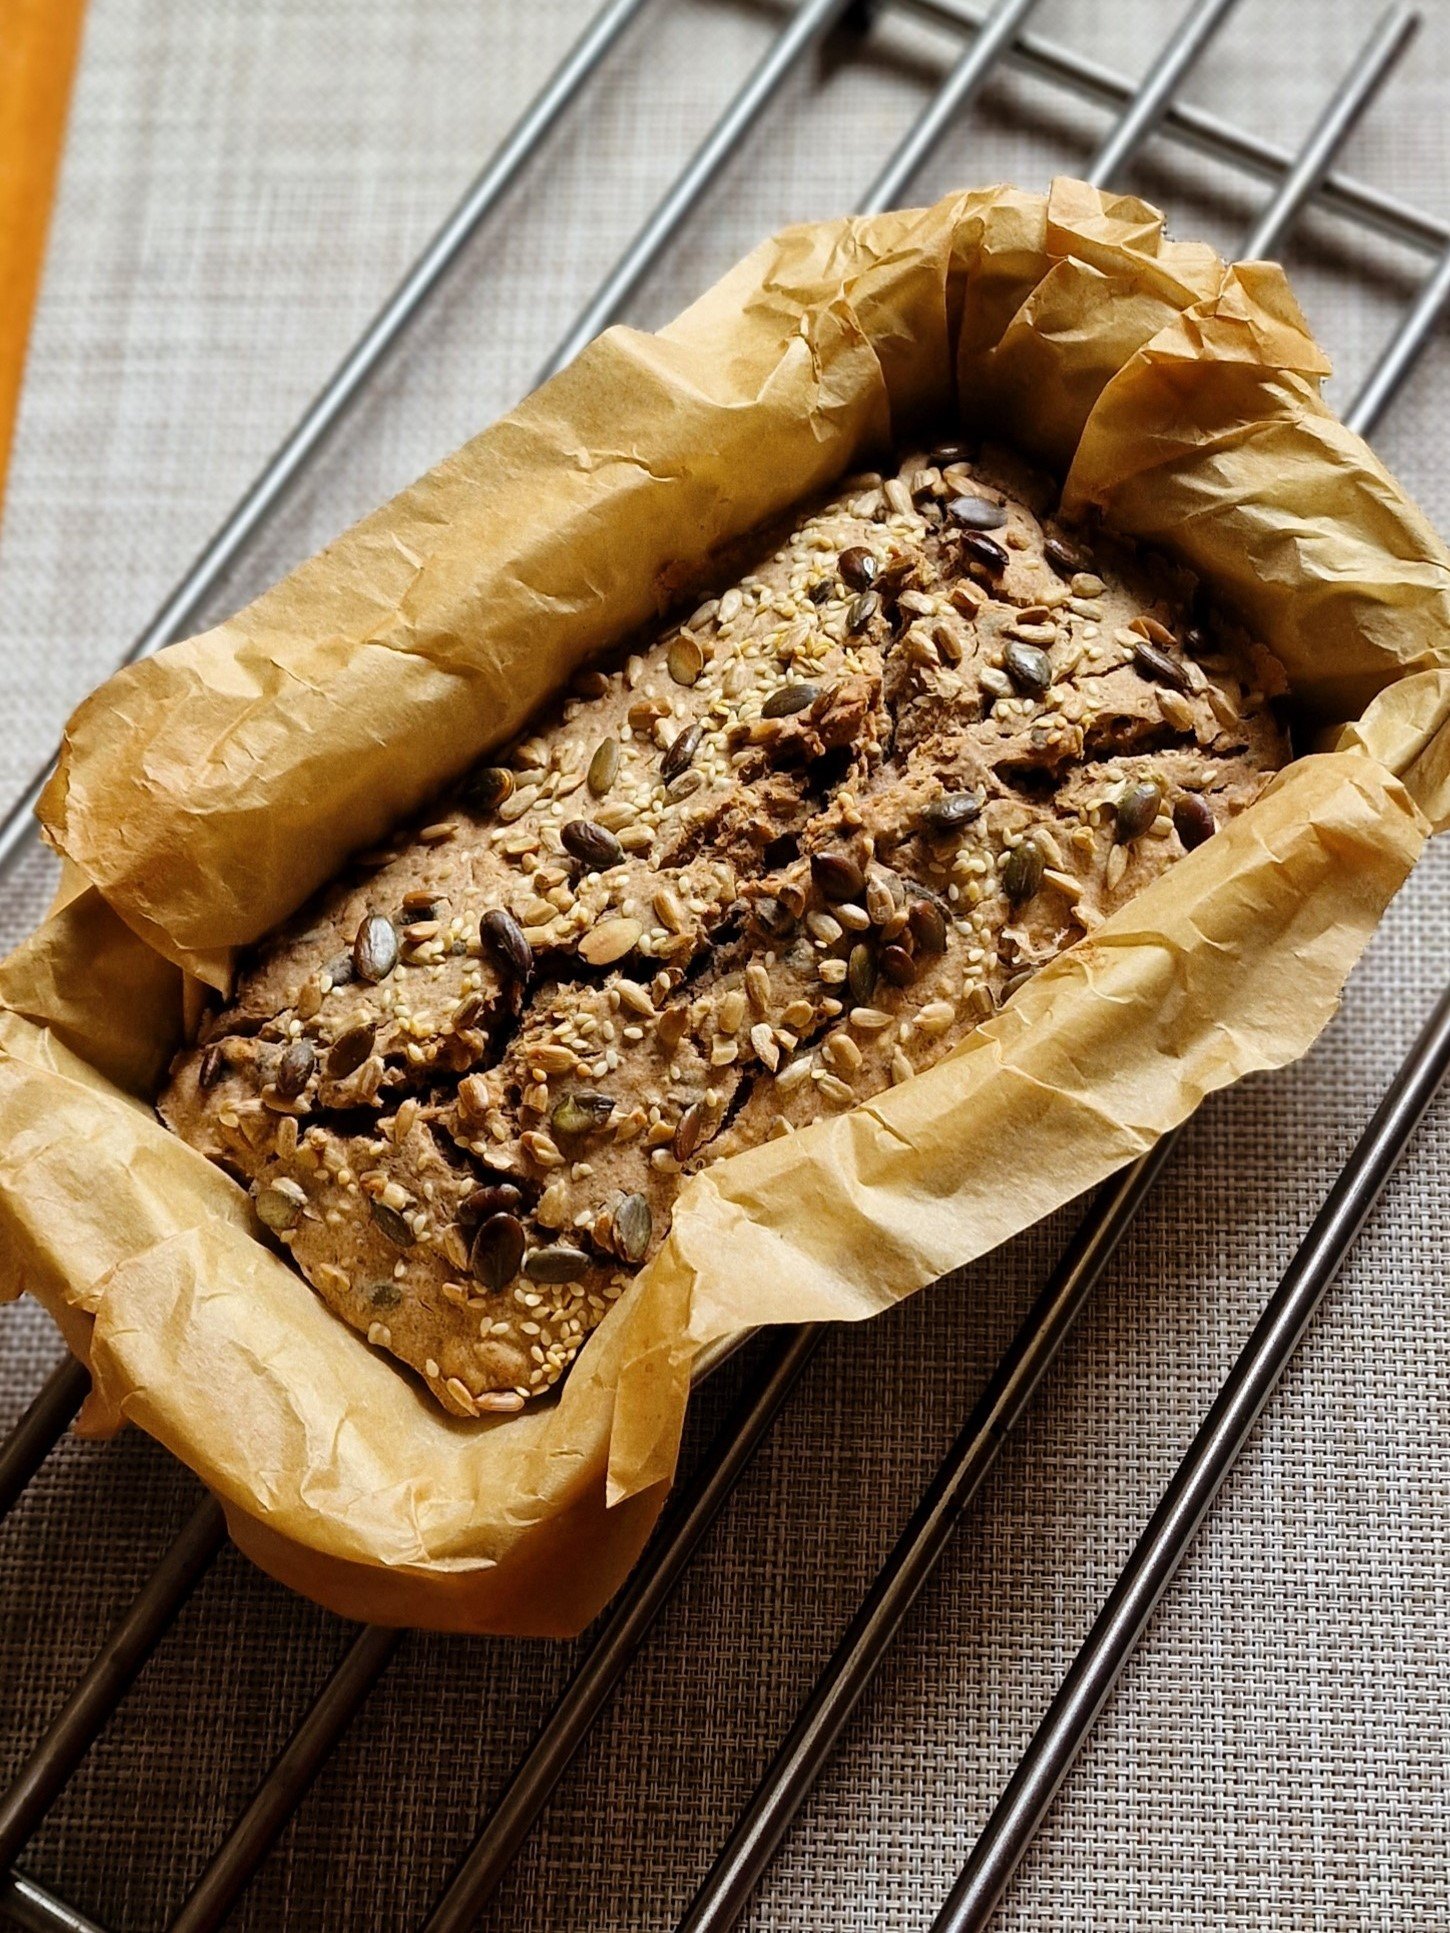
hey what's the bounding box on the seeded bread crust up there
[160,445,1289,1417]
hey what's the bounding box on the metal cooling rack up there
[2,1,1449,1928]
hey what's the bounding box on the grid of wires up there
[1,2,1448,1928]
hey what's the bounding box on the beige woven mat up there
[1,2,1447,1927]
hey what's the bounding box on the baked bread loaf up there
[160,444,1289,1417]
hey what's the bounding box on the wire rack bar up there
[0,1872,107,1933]
[1085,0,1241,191]
[419,1327,821,1933]
[0,1500,225,1874]
[671,17,1428,1917]
[676,1140,1178,1932]
[537,0,855,384]
[0,0,654,884]
[933,985,1450,1932]
[859,0,1042,215]
[0,1360,88,1528]
[166,1626,404,1933]
[899,0,1449,255]
[1241,2,1417,260]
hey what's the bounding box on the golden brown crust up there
[160,444,1289,1416]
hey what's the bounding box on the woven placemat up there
[1,3,1447,1927]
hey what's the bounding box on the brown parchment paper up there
[2,180,1447,1635]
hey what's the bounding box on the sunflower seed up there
[562,818,625,871]
[668,636,704,687]
[1044,532,1089,577]
[551,1090,614,1137]
[847,942,878,1005]
[327,1021,377,1080]
[838,545,877,589]
[485,911,538,987]
[811,851,865,902]
[587,738,620,797]
[761,682,819,719]
[1131,638,1190,691]
[1173,793,1216,850]
[579,917,642,966]
[919,791,983,837]
[254,1178,307,1232]
[370,1200,415,1247]
[199,1044,226,1089]
[524,1244,590,1285]
[948,495,1007,530]
[879,944,917,987]
[459,1184,523,1225]
[275,1038,315,1100]
[1003,840,1045,904]
[1114,781,1162,844]
[613,1193,652,1263]
[673,1101,706,1163]
[907,898,947,955]
[847,590,880,634]
[471,1213,525,1290]
[1004,640,1052,696]
[353,914,398,984]
[462,764,514,814]
[660,720,704,783]
[961,531,1008,573]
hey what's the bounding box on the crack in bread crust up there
[159,443,1289,1417]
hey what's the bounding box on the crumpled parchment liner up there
[1,180,1445,1635]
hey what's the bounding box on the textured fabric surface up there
[1,2,1448,1929]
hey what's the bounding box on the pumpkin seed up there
[561,818,625,871]
[199,1044,226,1089]
[586,738,620,798]
[551,1090,614,1137]
[579,916,642,966]
[1131,638,1190,691]
[1003,640,1052,696]
[326,1021,376,1080]
[370,1199,415,1248]
[907,898,948,955]
[668,636,704,687]
[811,851,865,902]
[761,682,819,719]
[523,1244,589,1285]
[275,1038,315,1100]
[847,590,880,634]
[1003,840,1045,904]
[660,720,703,784]
[919,791,983,837]
[254,1178,307,1232]
[471,1213,525,1291]
[673,1101,705,1163]
[353,914,398,984]
[838,545,877,589]
[480,907,534,981]
[847,942,877,1004]
[947,495,1007,530]
[613,1193,652,1263]
[879,944,918,987]
[961,531,1008,573]
[462,764,514,815]
[1173,793,1216,850]
[1114,781,1162,844]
